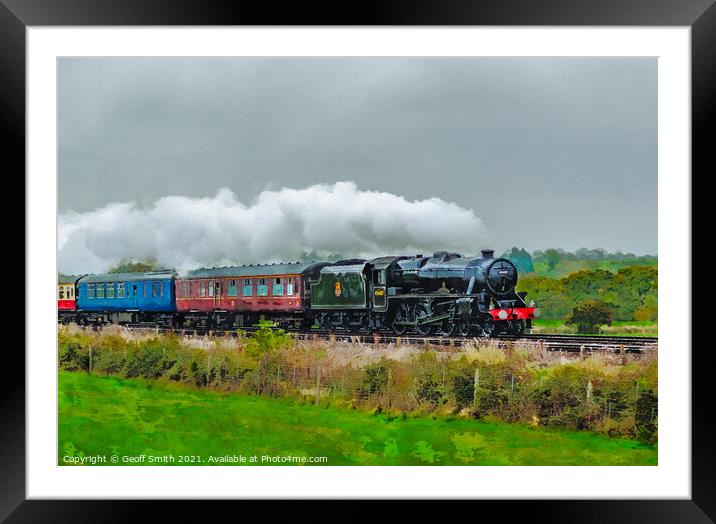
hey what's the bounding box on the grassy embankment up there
[59,371,657,466]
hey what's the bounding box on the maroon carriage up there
[174,262,327,330]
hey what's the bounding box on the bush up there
[242,320,293,362]
[451,372,475,409]
[361,363,390,397]
[566,299,613,333]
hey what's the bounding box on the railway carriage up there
[76,271,177,326]
[174,262,328,330]
[58,274,83,323]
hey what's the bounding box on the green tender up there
[310,264,367,309]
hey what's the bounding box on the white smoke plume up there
[58,182,488,274]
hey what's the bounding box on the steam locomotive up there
[58,249,539,337]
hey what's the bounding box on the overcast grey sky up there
[59,57,657,267]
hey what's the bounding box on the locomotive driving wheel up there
[459,321,472,337]
[440,318,457,337]
[414,302,434,336]
[391,303,411,336]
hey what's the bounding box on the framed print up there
[5,0,712,519]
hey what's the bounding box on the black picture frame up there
[4,0,711,519]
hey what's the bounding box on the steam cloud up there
[58,182,488,274]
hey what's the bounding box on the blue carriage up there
[76,271,177,325]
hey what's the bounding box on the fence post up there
[316,367,322,404]
[257,358,261,394]
[387,368,392,410]
[473,368,480,407]
[620,343,626,365]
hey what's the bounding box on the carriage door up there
[372,269,387,311]
[214,280,222,308]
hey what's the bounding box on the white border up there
[27,27,690,499]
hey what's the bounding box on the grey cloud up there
[59,57,656,256]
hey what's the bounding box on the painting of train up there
[59,249,540,337]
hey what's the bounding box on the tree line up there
[517,266,657,324]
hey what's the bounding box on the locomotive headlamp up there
[533,308,541,318]
[498,310,508,320]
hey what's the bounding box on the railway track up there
[81,323,657,355]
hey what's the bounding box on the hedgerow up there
[58,324,657,444]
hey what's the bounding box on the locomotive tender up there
[58,249,539,337]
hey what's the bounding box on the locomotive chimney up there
[481,249,495,259]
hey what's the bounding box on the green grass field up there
[59,371,657,466]
[532,320,658,337]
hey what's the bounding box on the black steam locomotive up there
[308,249,539,337]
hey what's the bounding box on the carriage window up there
[87,284,95,299]
[107,283,115,298]
[59,288,65,299]
[257,278,268,296]
[242,279,253,297]
[143,283,147,297]
[208,282,214,297]
[228,280,238,297]
[286,278,294,296]
[117,283,125,298]
[160,282,165,297]
[97,284,105,299]
[200,282,206,297]
[273,277,284,296]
